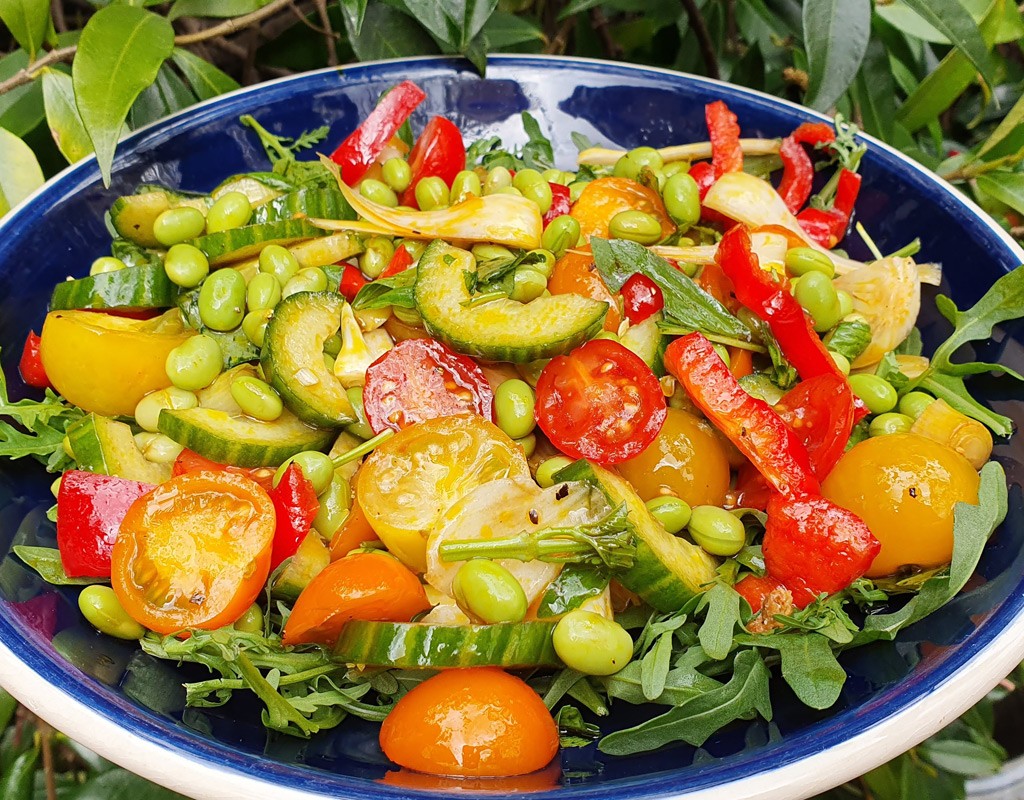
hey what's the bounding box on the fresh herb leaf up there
[0,355,83,469]
[239,114,332,187]
[825,319,872,361]
[555,705,601,748]
[697,583,741,661]
[736,632,846,710]
[520,112,555,170]
[351,267,417,310]
[919,372,1013,438]
[537,562,608,618]
[896,327,924,357]
[13,546,108,586]
[571,131,594,153]
[873,351,911,393]
[465,112,554,171]
[604,659,721,707]
[640,631,674,701]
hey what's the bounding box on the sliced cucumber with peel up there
[190,219,326,266]
[67,413,170,484]
[50,264,178,312]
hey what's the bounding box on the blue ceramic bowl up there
[0,56,1022,800]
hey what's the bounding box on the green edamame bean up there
[898,391,935,420]
[542,168,571,185]
[323,352,336,372]
[536,456,573,488]
[246,272,282,312]
[484,166,513,195]
[230,376,283,422]
[90,256,126,275]
[289,450,335,494]
[472,243,515,269]
[609,210,662,244]
[450,170,482,202]
[134,431,158,452]
[527,249,557,279]
[164,243,210,288]
[153,207,206,246]
[452,559,528,624]
[510,268,548,303]
[323,332,343,358]
[313,474,351,539]
[360,178,398,207]
[345,386,376,440]
[847,373,898,414]
[495,379,536,440]
[661,173,701,230]
[415,176,450,210]
[829,350,851,376]
[206,191,252,233]
[382,158,412,193]
[645,496,692,534]
[512,168,545,191]
[233,604,264,633]
[282,267,328,297]
[165,334,222,391]
[259,244,300,283]
[628,146,664,170]
[134,386,198,432]
[515,432,537,459]
[51,476,61,498]
[242,308,273,348]
[359,237,396,280]
[568,180,589,204]
[869,412,914,437]
[140,433,183,464]
[784,247,836,278]
[836,289,855,319]
[78,585,145,640]
[520,179,553,215]
[552,609,633,676]
[397,239,425,261]
[662,161,689,177]
[391,304,423,327]
[541,215,581,259]
[687,505,746,557]
[793,271,841,332]
[199,268,247,331]
[613,154,641,181]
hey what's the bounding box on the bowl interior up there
[0,56,1022,800]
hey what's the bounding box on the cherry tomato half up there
[362,338,495,433]
[111,471,275,634]
[774,373,855,480]
[548,249,622,333]
[620,273,664,325]
[535,338,666,466]
[399,117,466,208]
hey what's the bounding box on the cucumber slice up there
[415,240,608,363]
[619,312,665,375]
[110,239,163,269]
[333,620,559,668]
[67,413,170,484]
[158,406,333,467]
[190,219,325,266]
[109,189,209,248]
[273,531,330,601]
[251,188,355,225]
[50,264,178,312]
[261,291,355,428]
[554,460,718,612]
[213,173,294,205]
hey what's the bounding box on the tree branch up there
[589,8,622,60]
[681,0,719,80]
[544,16,576,55]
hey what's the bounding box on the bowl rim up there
[0,53,1022,800]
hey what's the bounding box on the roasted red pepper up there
[339,264,368,301]
[399,117,466,208]
[687,161,733,227]
[779,122,839,213]
[706,101,743,177]
[543,182,571,226]
[269,463,320,570]
[56,470,153,578]
[380,243,416,279]
[774,373,854,479]
[19,331,50,389]
[797,168,862,248]
[331,80,426,185]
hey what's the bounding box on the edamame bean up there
[552,609,633,676]
[206,191,252,233]
[323,333,343,358]
[165,335,222,391]
[230,376,283,422]
[542,168,571,185]
[345,386,375,440]
[510,268,548,303]
[495,379,536,440]
[282,267,328,297]
[836,290,855,319]
[153,207,205,246]
[78,585,145,640]
[608,210,662,244]
[259,244,300,283]
[515,432,537,459]
[134,386,198,432]
[527,250,556,280]
[520,179,553,215]
[847,373,898,414]
[164,243,210,288]
[397,239,425,261]
[246,272,282,312]
[450,170,482,202]
[898,391,935,420]
[359,237,396,280]
[199,268,246,331]
[662,161,689,176]
[313,474,351,539]
[828,350,851,375]
[541,215,581,259]
[784,247,836,278]
[415,176,450,210]
[90,256,126,275]
[645,496,692,534]
[140,433,183,464]
[360,178,399,207]
[382,158,412,192]
[612,154,641,181]
[661,173,701,230]
[628,146,664,170]
[134,431,158,452]
[793,271,841,332]
[568,180,589,204]
[535,456,573,488]
[512,168,545,190]
[391,304,422,327]
[242,308,273,348]
[484,166,513,195]
[288,450,335,494]
[472,244,515,268]
[452,559,528,624]
[869,412,914,437]
[233,604,264,633]
[687,505,746,556]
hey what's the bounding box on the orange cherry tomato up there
[112,471,275,634]
[282,551,429,646]
[379,667,559,777]
[570,176,675,241]
[328,493,379,560]
[548,248,622,333]
[728,346,753,379]
[380,762,560,791]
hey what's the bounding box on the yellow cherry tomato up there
[616,407,731,508]
[821,433,980,578]
[40,310,191,417]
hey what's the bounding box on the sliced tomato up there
[362,338,495,433]
[773,373,854,480]
[548,248,622,333]
[380,242,415,278]
[399,117,466,208]
[535,338,666,466]
[269,463,320,570]
[620,273,664,325]
[543,183,571,226]
[339,264,368,301]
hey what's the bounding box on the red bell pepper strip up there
[399,117,466,208]
[796,168,862,248]
[687,161,733,227]
[339,264,368,302]
[331,80,426,186]
[706,101,743,177]
[791,122,836,148]
[543,183,571,227]
[774,373,855,479]
[172,448,276,491]
[664,332,820,499]
[269,463,320,570]
[56,470,154,578]
[19,331,50,389]
[380,243,415,279]
[779,123,839,213]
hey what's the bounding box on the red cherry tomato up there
[19,331,50,389]
[620,273,664,325]
[362,338,495,433]
[399,117,466,208]
[535,338,667,466]
[774,374,854,480]
[543,183,571,226]
[339,264,368,301]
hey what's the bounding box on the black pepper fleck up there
[529,508,539,524]
[909,487,918,499]
[555,484,569,500]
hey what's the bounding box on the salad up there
[2,80,1021,784]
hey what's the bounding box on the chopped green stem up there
[240,115,292,164]
[461,290,508,308]
[657,325,767,354]
[855,222,884,261]
[331,428,395,468]
[886,238,921,259]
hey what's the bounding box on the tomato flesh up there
[399,117,466,208]
[621,273,664,325]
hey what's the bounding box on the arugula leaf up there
[239,114,332,188]
[697,583,742,661]
[895,327,924,357]
[465,112,554,171]
[590,238,751,340]
[13,546,108,586]
[919,372,1013,439]
[735,632,846,709]
[351,268,417,310]
[555,705,601,748]
[0,355,83,469]
[519,112,555,171]
[604,659,721,707]
[640,631,674,701]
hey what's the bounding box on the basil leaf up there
[351,268,417,310]
[13,546,107,586]
[825,319,871,361]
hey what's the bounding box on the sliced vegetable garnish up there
[399,116,466,207]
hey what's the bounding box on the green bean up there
[153,207,205,246]
[206,191,252,233]
[242,308,273,348]
[608,210,662,244]
[246,272,282,312]
[645,496,692,534]
[259,244,300,283]
[391,304,422,327]
[869,412,915,437]
[847,373,899,414]
[452,560,528,624]
[359,236,396,280]
[381,157,412,192]
[360,178,398,207]
[535,456,573,488]
[134,386,198,432]
[687,505,745,556]
[784,247,836,278]
[898,391,935,420]
[78,585,146,639]
[90,256,126,275]
[495,379,536,440]
[450,169,482,202]
[415,176,450,210]
[552,609,633,676]
[165,334,222,391]
[397,239,425,261]
[230,376,283,422]
[793,271,841,332]
[661,173,701,230]
[541,215,580,259]
[199,268,247,331]
[164,244,210,288]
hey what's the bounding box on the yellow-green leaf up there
[72,5,174,186]
[801,0,871,111]
[0,126,44,216]
[170,48,239,100]
[976,172,1024,216]
[41,69,92,164]
[0,0,51,60]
